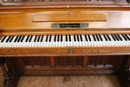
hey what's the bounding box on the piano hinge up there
[67,47,74,54]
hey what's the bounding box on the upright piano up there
[0,0,130,87]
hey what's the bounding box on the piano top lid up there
[0,0,130,8]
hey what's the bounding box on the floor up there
[0,68,121,87]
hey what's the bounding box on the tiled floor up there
[0,68,121,87]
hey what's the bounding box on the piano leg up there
[0,58,19,87]
[117,56,130,87]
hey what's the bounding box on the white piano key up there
[71,35,74,47]
[90,35,95,46]
[2,36,9,47]
[0,36,5,47]
[119,34,127,46]
[61,35,64,47]
[101,35,106,46]
[82,35,86,46]
[50,36,53,47]
[43,36,47,47]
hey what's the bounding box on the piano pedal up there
[63,75,71,82]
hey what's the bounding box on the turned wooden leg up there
[117,56,130,87]
[0,58,13,87]
[122,69,130,87]
[0,58,19,87]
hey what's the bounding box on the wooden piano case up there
[0,2,130,87]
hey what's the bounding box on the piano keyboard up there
[0,34,130,47]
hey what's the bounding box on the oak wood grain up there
[0,47,130,57]
[0,32,2,39]
[2,29,130,36]
[32,14,106,22]
[1,9,130,30]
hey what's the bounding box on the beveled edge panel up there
[23,67,114,71]
[32,14,106,22]
[20,70,115,76]
[0,47,130,57]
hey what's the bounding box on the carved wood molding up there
[0,58,19,87]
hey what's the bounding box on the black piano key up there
[106,34,111,41]
[29,36,33,42]
[57,35,59,42]
[69,35,71,42]
[74,35,76,41]
[16,36,21,42]
[66,35,68,41]
[111,35,116,41]
[125,34,130,40]
[8,36,13,42]
[26,36,30,42]
[92,35,96,41]
[117,34,122,41]
[98,34,103,41]
[37,35,40,42]
[103,34,108,41]
[61,35,63,42]
[114,34,119,41]
[122,34,127,41]
[18,36,22,42]
[85,35,88,41]
[20,36,23,42]
[49,35,52,42]
[80,35,83,41]
[9,36,14,42]
[1,36,7,42]
[6,36,11,42]
[54,35,56,42]
[40,35,44,42]
[95,34,99,41]
[88,35,91,41]
[8,36,14,42]
[14,36,19,42]
[46,35,48,42]
[20,36,25,42]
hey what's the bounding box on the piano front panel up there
[12,55,123,75]
[1,9,130,30]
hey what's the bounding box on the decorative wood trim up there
[50,56,55,68]
[33,14,106,22]
[0,58,20,87]
[83,56,88,68]
[21,70,116,76]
